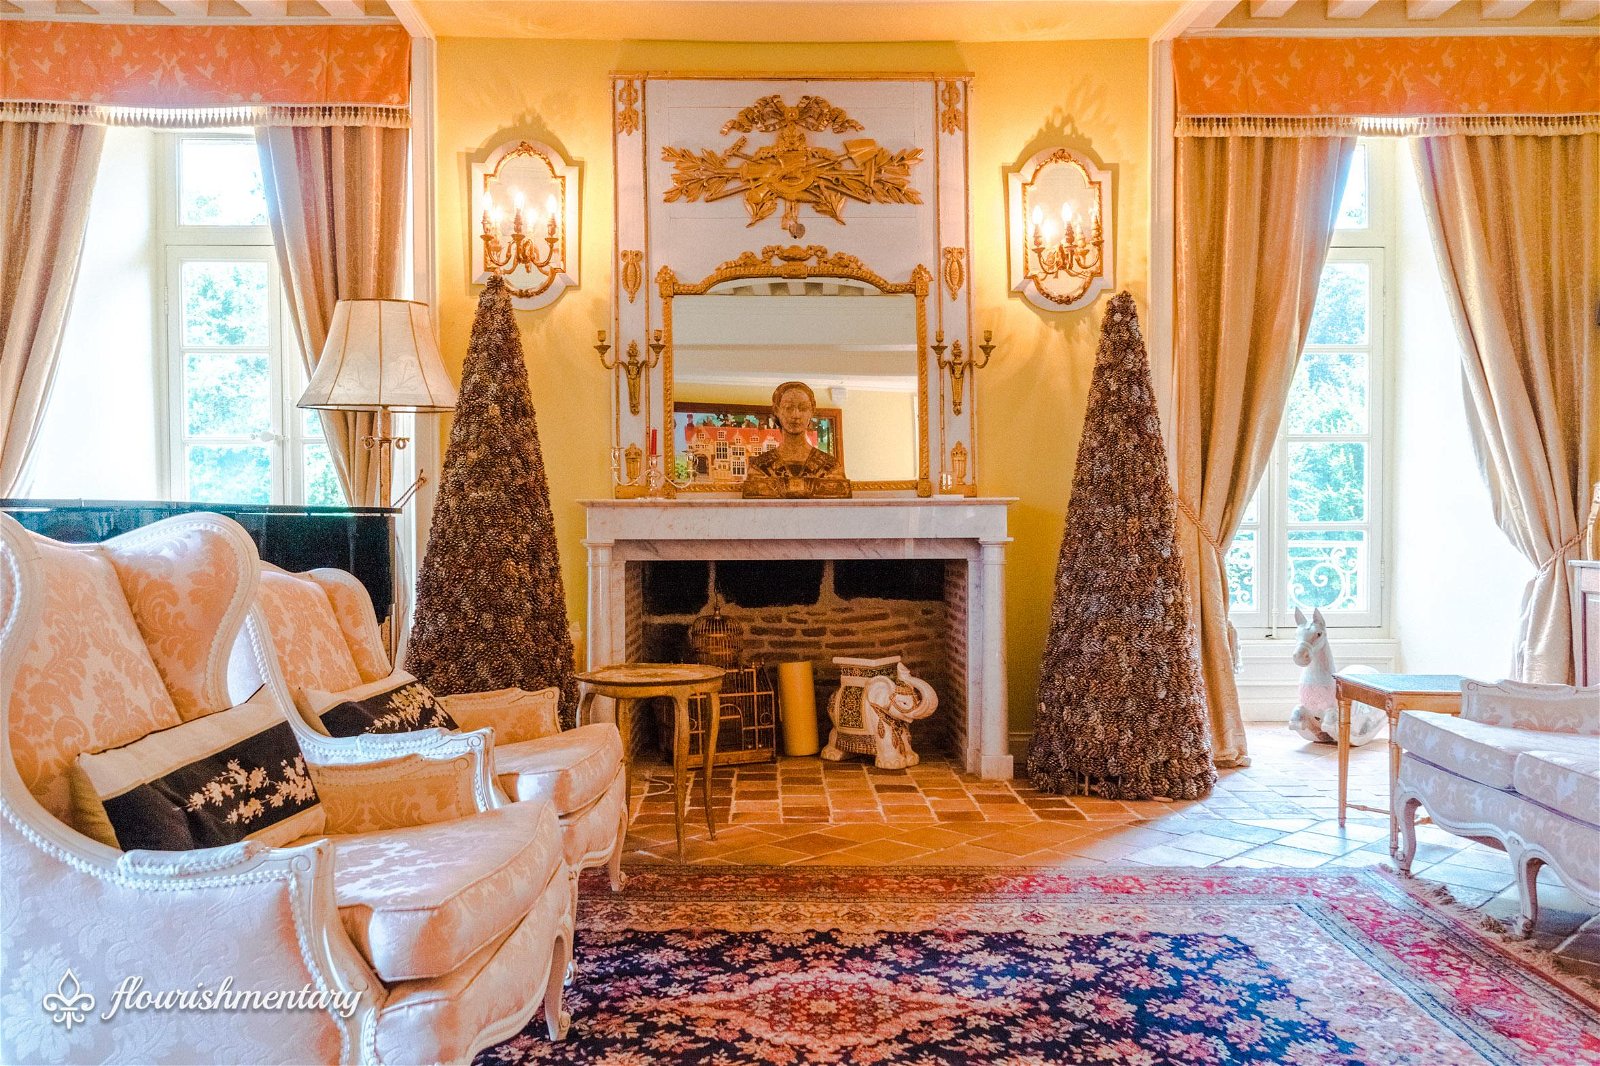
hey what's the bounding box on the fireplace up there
[630,558,968,759]
[582,498,1014,778]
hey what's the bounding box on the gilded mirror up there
[658,245,931,494]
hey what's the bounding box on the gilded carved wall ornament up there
[941,247,965,301]
[620,250,643,303]
[661,94,923,239]
[938,81,964,135]
[616,80,640,136]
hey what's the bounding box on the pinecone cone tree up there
[406,274,579,725]
[1026,292,1215,800]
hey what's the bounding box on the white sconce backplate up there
[1007,146,1113,312]
[470,138,580,311]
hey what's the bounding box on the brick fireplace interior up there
[625,558,970,762]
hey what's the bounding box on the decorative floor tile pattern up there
[624,725,1599,974]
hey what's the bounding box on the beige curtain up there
[1413,133,1599,684]
[0,121,106,495]
[1174,134,1356,767]
[257,125,409,507]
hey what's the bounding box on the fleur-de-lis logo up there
[42,969,95,1030]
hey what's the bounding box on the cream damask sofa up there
[233,563,627,899]
[0,512,573,1064]
[1395,678,1600,936]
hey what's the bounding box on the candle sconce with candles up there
[471,138,579,311]
[1006,146,1113,312]
[594,328,661,416]
[931,328,996,417]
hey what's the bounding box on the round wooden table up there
[575,663,726,861]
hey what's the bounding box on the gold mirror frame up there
[656,244,933,496]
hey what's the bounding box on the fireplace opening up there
[626,558,969,765]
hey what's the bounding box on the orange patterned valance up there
[1174,36,1599,136]
[0,21,410,127]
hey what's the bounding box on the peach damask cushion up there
[106,521,243,721]
[10,541,182,820]
[305,569,391,684]
[314,799,564,983]
[493,724,623,814]
[256,570,363,696]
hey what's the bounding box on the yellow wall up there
[435,38,1151,735]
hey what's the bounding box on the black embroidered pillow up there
[70,694,323,852]
[304,676,458,738]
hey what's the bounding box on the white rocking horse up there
[1288,606,1383,746]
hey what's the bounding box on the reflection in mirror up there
[670,279,919,485]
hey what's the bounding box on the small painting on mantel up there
[673,401,843,487]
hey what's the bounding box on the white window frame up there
[158,130,328,506]
[1231,137,1396,637]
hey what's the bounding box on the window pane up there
[1287,529,1367,612]
[179,139,268,226]
[1239,488,1260,526]
[303,444,343,506]
[1287,442,1366,522]
[183,261,269,347]
[185,444,270,503]
[1336,144,1368,229]
[1226,531,1257,612]
[303,407,324,438]
[184,350,270,436]
[1306,262,1368,346]
[1285,352,1368,435]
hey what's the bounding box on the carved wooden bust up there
[741,381,851,499]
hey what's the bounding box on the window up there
[1228,139,1390,631]
[163,132,341,505]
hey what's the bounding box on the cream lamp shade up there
[299,299,457,412]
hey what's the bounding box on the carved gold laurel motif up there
[938,81,964,135]
[620,250,643,303]
[941,247,966,301]
[616,80,640,136]
[662,94,923,239]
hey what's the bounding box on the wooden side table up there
[575,663,726,861]
[1334,672,1464,854]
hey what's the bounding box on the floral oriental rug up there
[478,867,1600,1066]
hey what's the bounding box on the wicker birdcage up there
[688,592,742,669]
[652,663,777,765]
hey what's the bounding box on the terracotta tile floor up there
[622,724,1599,974]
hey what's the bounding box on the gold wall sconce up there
[1007,147,1113,311]
[471,138,579,311]
[931,328,995,416]
[594,328,662,416]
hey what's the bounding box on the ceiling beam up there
[315,0,366,16]
[1405,0,1460,16]
[235,0,288,15]
[159,0,211,16]
[1480,0,1534,14]
[387,0,432,36]
[1153,0,1238,41]
[1558,0,1599,18]
[1326,0,1379,16]
[81,0,138,13]
[1248,0,1297,15]
[9,1,60,13]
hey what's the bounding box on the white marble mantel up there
[581,497,1016,779]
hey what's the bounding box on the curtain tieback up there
[1175,496,1224,555]
[1537,531,1584,576]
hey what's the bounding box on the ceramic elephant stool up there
[821,655,938,770]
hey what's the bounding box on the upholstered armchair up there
[1396,678,1599,937]
[0,513,573,1064]
[232,564,627,897]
